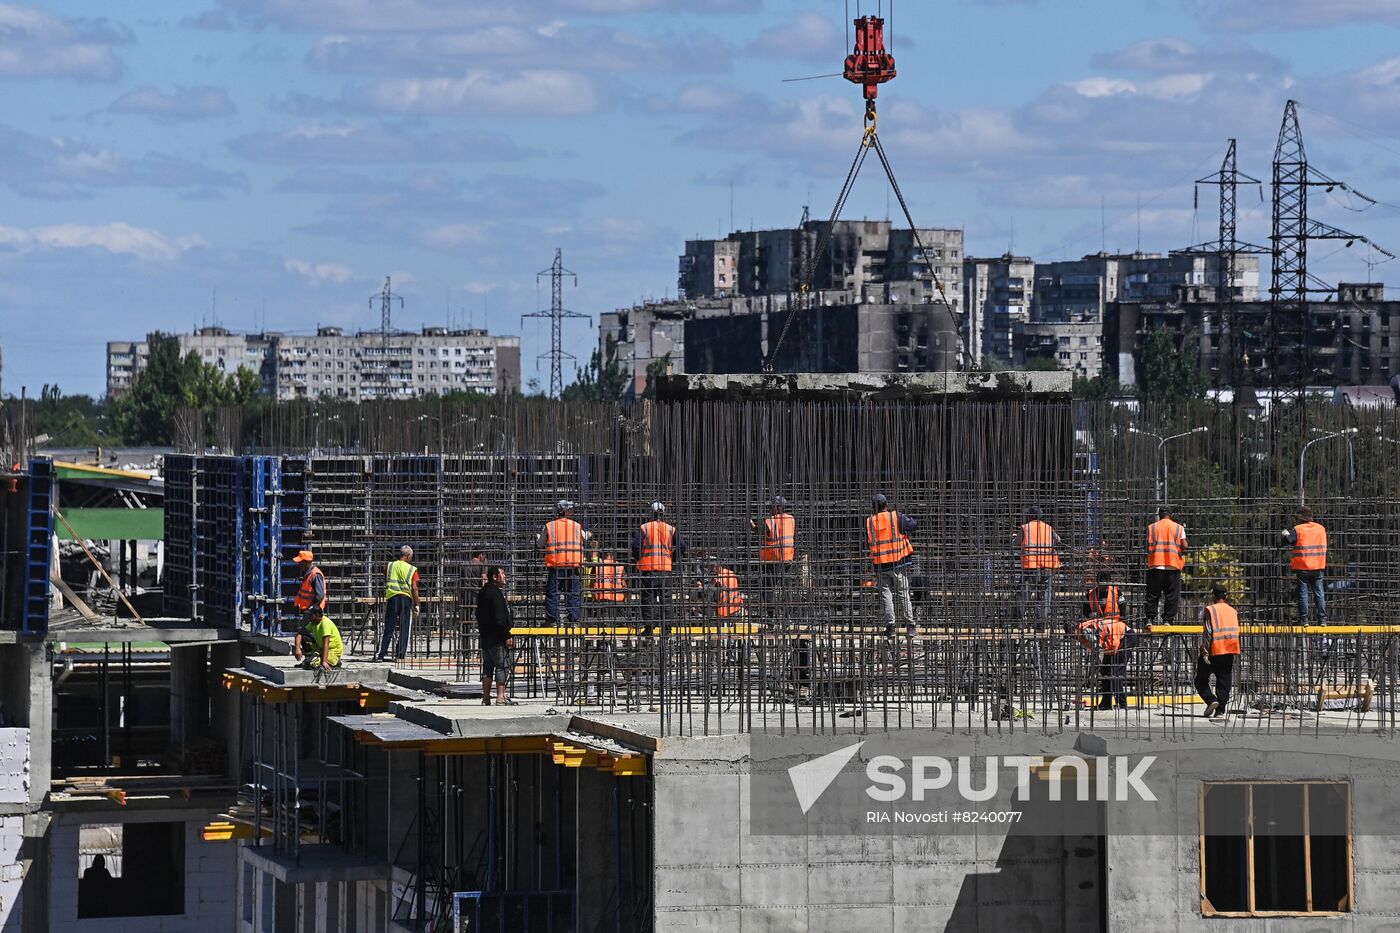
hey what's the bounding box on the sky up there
[6,0,1400,397]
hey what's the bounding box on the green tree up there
[1137,327,1207,405]
[23,385,117,447]
[113,333,262,444]
[642,352,673,400]
[1022,356,1062,372]
[563,335,630,402]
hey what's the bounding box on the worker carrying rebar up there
[1196,584,1240,720]
[294,606,343,673]
[590,549,627,607]
[632,502,687,632]
[1076,573,1130,710]
[292,549,327,614]
[703,556,747,621]
[375,545,420,662]
[1144,507,1188,626]
[1016,506,1061,628]
[867,493,918,636]
[537,499,590,627]
[1282,506,1328,624]
[751,495,796,620]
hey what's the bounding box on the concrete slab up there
[243,654,394,686]
[387,697,571,737]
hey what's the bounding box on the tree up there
[1137,327,1207,405]
[1022,356,1063,372]
[642,352,672,400]
[113,333,262,445]
[562,335,630,402]
[20,385,117,447]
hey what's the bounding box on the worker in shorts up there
[476,565,515,706]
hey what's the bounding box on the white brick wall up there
[0,730,29,805]
[0,815,24,933]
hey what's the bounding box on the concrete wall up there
[47,809,235,933]
[235,859,391,933]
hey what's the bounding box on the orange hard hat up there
[293,550,315,563]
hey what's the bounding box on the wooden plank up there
[49,575,98,620]
[1304,784,1313,912]
[52,508,143,622]
[1246,785,1256,915]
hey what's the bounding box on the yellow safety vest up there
[385,559,416,599]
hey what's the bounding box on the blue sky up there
[6,0,1400,396]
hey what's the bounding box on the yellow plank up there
[1150,624,1400,636]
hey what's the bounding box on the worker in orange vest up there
[1281,506,1328,624]
[537,499,590,627]
[292,550,327,618]
[631,502,687,632]
[1077,574,1130,709]
[591,549,627,610]
[1196,585,1241,720]
[1016,506,1061,627]
[867,493,918,636]
[751,495,796,619]
[1144,507,1188,626]
[705,556,747,621]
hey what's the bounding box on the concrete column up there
[574,769,614,933]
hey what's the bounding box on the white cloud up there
[108,86,236,121]
[0,222,203,260]
[1207,0,1400,31]
[285,258,353,285]
[357,69,602,116]
[0,3,127,81]
[220,0,756,32]
[747,12,842,62]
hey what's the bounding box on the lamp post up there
[1298,428,1357,506]
[1128,425,1209,504]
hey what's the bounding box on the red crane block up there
[843,15,896,101]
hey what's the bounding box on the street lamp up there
[1128,425,1209,504]
[1298,428,1358,506]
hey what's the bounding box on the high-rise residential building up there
[963,255,1034,366]
[106,326,520,400]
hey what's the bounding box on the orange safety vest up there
[1076,617,1126,653]
[1291,522,1327,572]
[1088,585,1121,620]
[294,566,327,611]
[637,520,676,572]
[1204,603,1241,656]
[594,558,625,601]
[1020,520,1061,570]
[761,514,796,562]
[1146,518,1187,571]
[866,511,914,566]
[715,568,745,618]
[544,517,585,569]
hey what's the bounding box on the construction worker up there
[705,557,747,621]
[1144,507,1188,626]
[294,606,343,672]
[632,502,687,632]
[751,495,796,618]
[1016,506,1061,627]
[375,545,420,661]
[476,566,515,706]
[1196,584,1241,720]
[866,493,917,636]
[1077,574,1129,709]
[537,499,589,627]
[591,549,627,608]
[1282,506,1328,624]
[292,549,327,614]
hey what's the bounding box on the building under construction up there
[3,373,1400,931]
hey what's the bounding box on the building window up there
[78,822,186,918]
[1201,782,1351,917]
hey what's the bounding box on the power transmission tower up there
[522,249,587,397]
[369,276,404,399]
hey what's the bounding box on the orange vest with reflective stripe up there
[1020,521,1061,569]
[638,520,676,572]
[1291,522,1327,571]
[761,514,796,562]
[1204,603,1241,656]
[715,568,745,618]
[594,557,625,601]
[1147,518,1186,571]
[1088,585,1121,620]
[544,517,584,568]
[866,511,913,566]
[1075,617,1126,653]
[294,566,327,611]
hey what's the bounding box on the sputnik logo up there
[788,741,864,815]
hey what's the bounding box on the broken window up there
[78,821,186,918]
[1201,782,1351,917]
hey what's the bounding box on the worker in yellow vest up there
[295,607,343,673]
[536,499,590,627]
[1281,506,1328,624]
[1016,506,1061,627]
[375,545,420,661]
[1196,585,1241,720]
[1144,507,1188,626]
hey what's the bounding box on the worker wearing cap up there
[751,495,796,620]
[375,545,420,662]
[632,502,687,632]
[537,499,590,627]
[866,493,918,636]
[294,607,343,673]
[1196,585,1240,720]
[1282,506,1328,624]
[1144,507,1188,626]
[292,550,327,615]
[1016,506,1062,627]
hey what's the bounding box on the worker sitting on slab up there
[751,495,796,621]
[294,607,343,672]
[1144,507,1188,627]
[1076,573,1130,710]
[476,565,515,706]
[1282,506,1328,624]
[1196,585,1240,720]
[1016,506,1061,629]
[537,499,590,627]
[292,549,327,616]
[867,493,918,636]
[375,545,420,662]
[633,502,687,633]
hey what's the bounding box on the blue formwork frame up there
[278,457,308,636]
[247,456,275,635]
[21,458,55,636]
